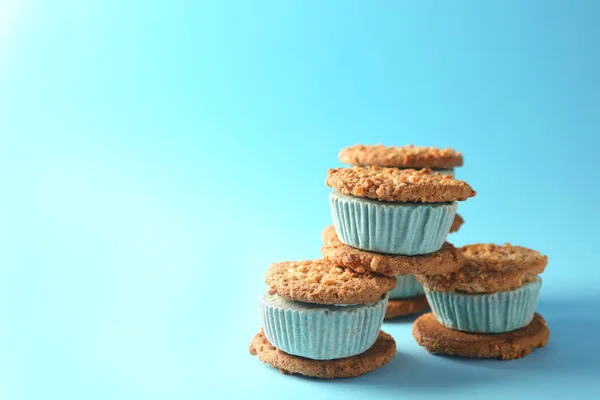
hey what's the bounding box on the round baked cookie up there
[412,312,549,360]
[339,144,463,169]
[385,295,429,319]
[416,243,548,293]
[326,166,476,203]
[249,329,396,379]
[450,214,464,233]
[321,224,337,245]
[265,259,396,305]
[321,232,464,277]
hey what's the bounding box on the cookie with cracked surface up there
[249,329,396,378]
[265,259,396,305]
[450,213,464,233]
[339,144,463,169]
[412,312,549,360]
[326,166,476,203]
[320,231,463,277]
[416,243,548,293]
[385,295,429,319]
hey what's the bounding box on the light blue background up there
[1,1,599,399]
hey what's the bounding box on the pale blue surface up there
[1,1,599,399]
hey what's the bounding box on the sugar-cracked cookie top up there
[339,144,463,168]
[321,227,464,277]
[417,243,548,293]
[326,166,476,203]
[265,259,396,305]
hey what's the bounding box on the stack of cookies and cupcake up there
[322,144,468,319]
[413,243,549,359]
[249,259,397,378]
[250,144,549,378]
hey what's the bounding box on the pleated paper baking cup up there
[259,293,387,360]
[425,277,542,333]
[330,191,457,255]
[388,275,425,299]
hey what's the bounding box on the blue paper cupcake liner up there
[388,275,425,299]
[425,277,542,333]
[259,293,387,360]
[330,191,457,255]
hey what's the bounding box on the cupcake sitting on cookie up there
[326,166,475,255]
[249,140,551,381]
[325,158,475,319]
[250,259,397,378]
[413,243,550,360]
[330,144,473,319]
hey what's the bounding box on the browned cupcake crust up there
[265,259,396,305]
[320,230,464,277]
[339,144,463,169]
[326,166,476,203]
[449,213,464,233]
[412,312,549,360]
[416,243,548,293]
[249,329,396,379]
[385,296,430,319]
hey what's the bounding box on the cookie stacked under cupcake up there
[250,143,550,378]
[249,259,398,378]
[322,145,476,319]
[413,243,550,360]
[321,226,463,318]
